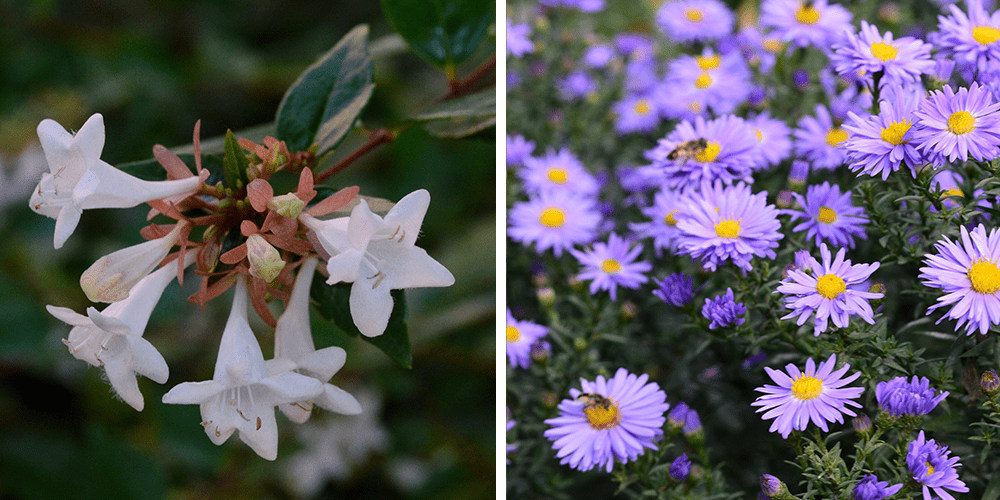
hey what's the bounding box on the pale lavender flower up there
[570,233,652,300]
[875,376,948,417]
[657,0,734,43]
[508,190,602,257]
[787,182,868,250]
[702,288,746,329]
[906,431,969,500]
[919,224,1000,335]
[912,82,1000,164]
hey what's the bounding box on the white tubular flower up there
[299,189,455,337]
[29,113,203,249]
[162,275,324,461]
[80,220,189,303]
[269,257,362,423]
[46,252,195,411]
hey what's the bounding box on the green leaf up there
[222,129,250,189]
[310,280,412,369]
[275,25,374,155]
[380,0,493,70]
[411,88,496,138]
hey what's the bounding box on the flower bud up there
[542,391,559,409]
[760,474,787,498]
[982,369,1000,394]
[81,221,187,303]
[573,337,588,352]
[669,454,691,482]
[537,287,555,309]
[246,234,285,283]
[530,340,551,363]
[668,401,689,433]
[267,192,305,218]
[853,414,872,434]
[621,301,638,320]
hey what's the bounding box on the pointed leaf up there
[275,25,374,155]
[309,280,412,369]
[222,130,251,190]
[411,88,496,138]
[379,0,493,70]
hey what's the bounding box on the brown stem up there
[441,56,496,102]
[315,128,395,183]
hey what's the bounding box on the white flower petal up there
[349,279,394,337]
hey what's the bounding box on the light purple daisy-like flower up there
[614,93,662,135]
[540,0,605,12]
[919,223,1000,335]
[777,243,882,336]
[787,182,868,249]
[506,309,548,369]
[544,368,669,472]
[557,71,598,100]
[912,82,1000,164]
[662,50,753,116]
[656,0,734,43]
[843,94,923,180]
[675,182,784,272]
[584,44,615,68]
[747,112,793,170]
[506,135,536,167]
[935,0,1000,73]
[570,233,652,300]
[876,376,948,417]
[518,148,599,196]
[830,21,934,87]
[751,353,864,438]
[760,0,853,49]
[906,431,969,500]
[508,190,601,257]
[648,115,761,189]
[702,288,747,329]
[735,27,783,73]
[506,19,535,58]
[629,188,685,256]
[794,104,850,170]
[853,475,903,500]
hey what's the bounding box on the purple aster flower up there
[670,454,691,481]
[843,94,923,180]
[747,112,793,170]
[830,21,934,87]
[629,188,685,256]
[543,368,670,472]
[777,243,882,336]
[540,0,605,12]
[657,0,734,43]
[662,50,753,116]
[506,134,536,167]
[935,0,1000,73]
[912,82,1000,164]
[653,272,695,307]
[787,182,869,249]
[616,33,654,57]
[506,19,535,58]
[931,169,987,212]
[736,27,782,73]
[794,104,850,170]
[702,288,746,329]
[668,401,690,431]
[557,71,598,100]
[508,190,601,257]
[675,182,784,272]
[506,309,548,369]
[853,475,903,500]
[518,148,599,196]
[751,353,864,438]
[789,159,810,187]
[920,224,1000,335]
[570,233,652,300]
[614,93,662,135]
[760,0,853,49]
[906,431,969,500]
[648,115,761,189]
[876,375,948,417]
[584,44,615,68]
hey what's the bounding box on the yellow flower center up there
[968,259,1000,294]
[694,72,713,89]
[791,376,823,400]
[826,127,849,147]
[539,207,566,228]
[926,462,935,476]
[697,54,721,70]
[546,168,568,184]
[634,98,652,116]
[585,402,622,429]
[688,101,703,113]
[763,38,784,53]
[601,259,623,274]
[943,188,964,198]
[795,5,821,25]
[815,273,847,299]
[880,120,911,145]
[696,141,721,162]
[818,206,837,224]
[506,326,521,343]
[947,110,976,135]
[973,25,1000,45]
[684,7,704,22]
[870,41,898,61]
[664,210,680,226]
[754,128,764,143]
[715,218,741,238]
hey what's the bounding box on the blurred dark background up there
[0,1,495,499]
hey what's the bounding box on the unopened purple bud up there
[793,70,809,89]
[983,369,1000,393]
[853,414,872,433]
[668,401,689,430]
[669,454,691,481]
[530,340,551,363]
[760,474,784,498]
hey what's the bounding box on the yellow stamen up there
[968,259,1000,294]
[943,188,964,198]
[791,376,823,400]
[947,110,976,135]
[585,402,621,429]
[795,5,821,25]
[688,101,702,113]
[696,141,722,162]
[684,7,703,22]
[754,128,763,143]
[816,274,847,299]
[694,72,713,89]
[634,99,652,116]
[880,120,911,146]
[539,207,566,228]
[506,326,521,343]
[697,54,721,70]
[601,259,622,274]
[715,219,741,239]
[973,25,1000,45]
[664,210,680,226]
[869,41,898,61]
[826,127,848,147]
[818,206,837,224]
[547,168,568,184]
